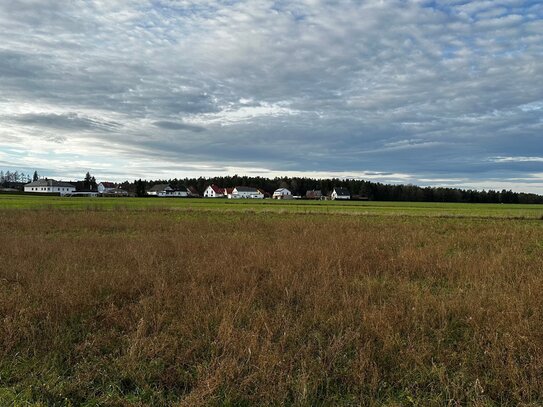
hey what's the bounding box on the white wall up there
[203,186,222,197]
[331,191,350,200]
[24,186,75,196]
[273,189,292,199]
[230,189,264,199]
[157,190,188,197]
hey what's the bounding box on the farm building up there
[228,186,264,199]
[305,190,322,199]
[24,179,76,196]
[273,188,293,199]
[97,182,117,194]
[331,187,350,200]
[187,186,200,197]
[147,184,188,197]
[203,185,224,198]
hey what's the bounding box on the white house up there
[24,179,76,196]
[97,182,117,194]
[331,187,350,200]
[98,182,129,196]
[273,188,293,199]
[228,186,264,199]
[147,184,172,196]
[147,184,188,197]
[203,184,224,198]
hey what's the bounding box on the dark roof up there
[209,184,223,194]
[188,186,200,195]
[333,187,350,196]
[173,186,188,192]
[306,189,322,196]
[235,186,259,193]
[99,182,116,188]
[148,184,172,192]
[26,179,75,188]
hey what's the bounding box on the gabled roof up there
[148,184,172,192]
[333,187,350,196]
[225,187,234,194]
[188,186,199,195]
[208,184,224,194]
[99,182,116,188]
[273,188,291,194]
[25,179,75,188]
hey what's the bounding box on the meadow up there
[1,195,543,405]
[1,194,543,218]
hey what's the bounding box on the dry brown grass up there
[1,209,542,406]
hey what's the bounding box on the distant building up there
[147,184,172,196]
[203,185,224,198]
[305,190,322,199]
[187,186,200,197]
[97,182,117,194]
[228,186,264,199]
[331,187,350,200]
[97,182,129,196]
[147,184,188,197]
[273,188,293,199]
[24,179,76,196]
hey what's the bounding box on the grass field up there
[1,196,543,405]
[1,194,543,219]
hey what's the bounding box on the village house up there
[305,189,322,199]
[97,182,117,194]
[187,186,200,197]
[331,187,350,200]
[24,179,76,196]
[228,186,264,199]
[97,182,129,196]
[272,188,293,199]
[203,184,224,198]
[147,184,188,197]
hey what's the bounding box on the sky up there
[1,0,543,192]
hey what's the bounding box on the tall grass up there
[1,210,542,405]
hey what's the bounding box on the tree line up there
[2,169,542,204]
[132,175,543,204]
[0,170,34,185]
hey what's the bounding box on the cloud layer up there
[1,0,542,192]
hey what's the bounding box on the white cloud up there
[184,101,300,126]
[491,156,543,163]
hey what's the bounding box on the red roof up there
[210,184,224,194]
[225,187,234,194]
[100,182,116,188]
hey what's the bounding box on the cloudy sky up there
[1,0,542,192]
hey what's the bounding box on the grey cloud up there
[13,113,121,132]
[0,0,542,191]
[153,121,206,132]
